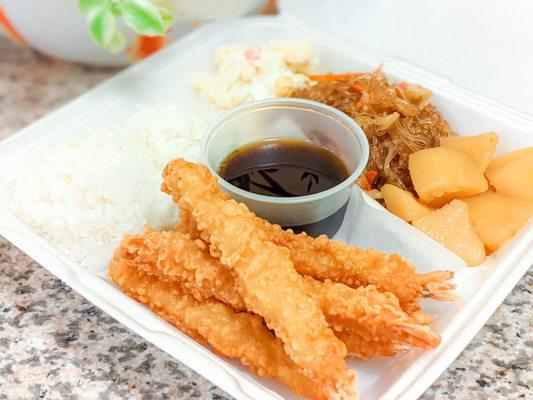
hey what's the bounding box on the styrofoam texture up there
[0,16,532,400]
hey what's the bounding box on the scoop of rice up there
[10,103,217,259]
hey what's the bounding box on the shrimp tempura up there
[115,228,441,358]
[109,255,333,400]
[266,228,455,306]
[162,158,355,393]
[174,182,455,307]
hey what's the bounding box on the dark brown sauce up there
[218,139,349,197]
[218,139,350,237]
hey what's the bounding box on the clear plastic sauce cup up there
[201,98,369,237]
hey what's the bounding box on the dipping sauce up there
[218,138,350,236]
[219,139,349,197]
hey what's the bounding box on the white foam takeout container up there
[0,15,532,400]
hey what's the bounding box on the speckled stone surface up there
[0,35,531,400]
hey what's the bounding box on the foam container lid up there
[279,0,533,116]
[0,14,532,400]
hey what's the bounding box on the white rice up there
[9,103,217,258]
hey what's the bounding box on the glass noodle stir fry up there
[290,70,453,195]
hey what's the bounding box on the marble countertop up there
[0,35,531,400]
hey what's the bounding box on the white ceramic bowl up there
[2,0,267,66]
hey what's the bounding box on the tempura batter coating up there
[115,228,245,311]
[170,163,454,306]
[175,215,440,350]
[177,208,442,324]
[116,227,440,358]
[303,276,440,351]
[162,158,355,392]
[259,223,455,306]
[108,256,334,400]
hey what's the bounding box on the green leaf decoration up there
[79,0,175,53]
[89,8,118,49]
[115,0,173,36]
[106,30,127,53]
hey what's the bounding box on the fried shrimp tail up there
[108,256,333,400]
[304,277,441,352]
[418,271,457,301]
[162,158,355,393]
